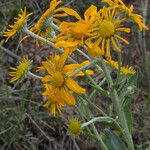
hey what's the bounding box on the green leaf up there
[90,84,108,97]
[104,128,127,150]
[104,122,122,134]
[119,74,138,106]
[124,106,133,132]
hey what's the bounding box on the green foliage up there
[0,0,21,35]
[104,128,127,150]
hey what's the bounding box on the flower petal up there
[56,7,81,20]
[61,87,76,105]
[66,78,85,94]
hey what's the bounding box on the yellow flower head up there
[31,0,62,46]
[9,56,32,83]
[3,8,32,42]
[90,7,130,59]
[55,5,97,47]
[37,50,93,116]
[102,0,148,31]
[121,66,136,75]
[105,59,136,75]
[68,118,82,136]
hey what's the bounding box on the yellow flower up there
[31,0,62,46]
[68,118,82,136]
[90,7,130,59]
[37,50,93,116]
[3,8,32,42]
[102,0,148,31]
[9,56,32,83]
[121,66,136,75]
[105,59,136,75]
[85,41,103,57]
[55,5,97,48]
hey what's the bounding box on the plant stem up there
[0,45,20,60]
[77,96,108,150]
[85,72,108,97]
[0,45,42,80]
[26,113,54,142]
[50,22,61,32]
[68,59,98,78]
[24,28,76,63]
[28,72,42,79]
[142,0,150,96]
[99,59,134,150]
[92,124,108,150]
[81,116,122,131]
[116,52,122,84]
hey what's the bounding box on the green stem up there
[24,28,76,63]
[26,113,53,142]
[116,52,122,84]
[24,28,62,52]
[0,45,42,80]
[99,59,134,150]
[28,72,42,79]
[85,72,108,97]
[0,45,20,60]
[68,59,98,78]
[81,116,122,131]
[50,22,61,32]
[89,78,106,100]
[77,96,108,150]
[86,98,107,116]
[76,48,91,60]
[92,124,108,150]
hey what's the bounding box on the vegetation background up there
[0,0,150,149]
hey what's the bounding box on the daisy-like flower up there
[89,7,130,59]
[55,5,97,48]
[9,56,32,83]
[102,0,148,31]
[3,7,32,42]
[121,65,136,75]
[31,0,62,46]
[105,59,136,75]
[67,118,82,136]
[37,50,93,116]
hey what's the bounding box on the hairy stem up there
[99,59,134,150]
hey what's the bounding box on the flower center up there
[68,118,82,136]
[51,72,64,87]
[99,21,115,38]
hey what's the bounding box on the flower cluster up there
[37,50,93,116]
[5,0,148,117]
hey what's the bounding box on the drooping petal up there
[115,34,129,44]
[66,78,85,94]
[106,39,111,59]
[42,75,52,83]
[84,5,97,20]
[57,49,69,71]
[61,87,76,105]
[56,7,81,20]
[111,37,120,52]
[50,103,56,117]
[116,27,130,33]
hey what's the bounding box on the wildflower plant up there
[2,0,148,149]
